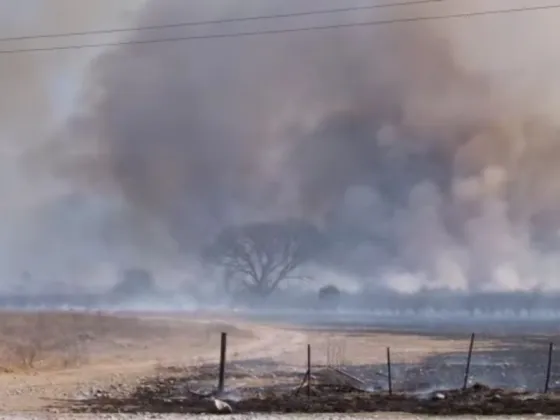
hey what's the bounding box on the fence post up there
[545,342,554,393]
[387,347,393,395]
[463,333,475,390]
[218,332,227,392]
[307,344,312,397]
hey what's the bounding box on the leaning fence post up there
[545,342,554,393]
[463,333,475,390]
[387,347,393,395]
[218,332,227,393]
[307,344,312,398]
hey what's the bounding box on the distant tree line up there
[351,288,560,315]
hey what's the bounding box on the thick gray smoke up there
[54,0,560,293]
[0,0,145,290]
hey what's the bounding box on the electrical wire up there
[1,3,558,55]
[0,0,450,43]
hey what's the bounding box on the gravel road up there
[0,415,550,420]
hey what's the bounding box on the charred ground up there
[53,320,560,416]
[63,373,560,415]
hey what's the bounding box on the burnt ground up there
[344,336,560,393]
[58,376,560,415]
[55,341,560,416]
[44,318,560,415]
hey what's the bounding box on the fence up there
[194,329,559,397]
[318,331,558,394]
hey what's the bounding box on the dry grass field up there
[0,310,548,415]
[0,312,498,412]
[0,311,256,411]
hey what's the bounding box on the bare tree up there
[204,220,324,297]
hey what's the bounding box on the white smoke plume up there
[11,0,560,293]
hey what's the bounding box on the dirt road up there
[0,313,310,412]
[0,311,516,415]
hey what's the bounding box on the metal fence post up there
[307,344,311,397]
[218,332,227,392]
[545,342,554,393]
[387,347,393,395]
[463,333,475,390]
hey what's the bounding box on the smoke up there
[0,0,145,288]
[48,0,560,292]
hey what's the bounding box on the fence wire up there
[318,332,560,393]
[180,330,560,396]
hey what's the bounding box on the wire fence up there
[192,330,560,397]
[320,332,559,393]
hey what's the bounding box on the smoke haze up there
[0,0,144,290]
[6,0,560,294]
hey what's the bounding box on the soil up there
[63,379,560,415]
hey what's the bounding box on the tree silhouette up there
[204,220,324,297]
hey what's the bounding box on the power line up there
[0,0,448,43]
[1,3,559,55]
